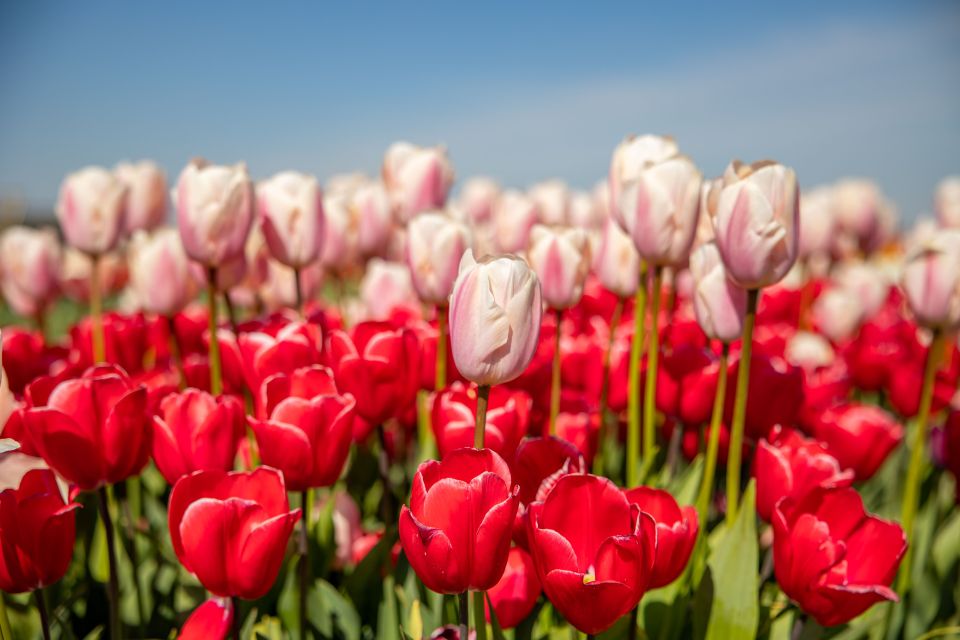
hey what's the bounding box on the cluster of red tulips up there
[1,138,960,640]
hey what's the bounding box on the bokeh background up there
[1,0,958,224]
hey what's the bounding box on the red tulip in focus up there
[753,426,854,522]
[26,365,150,490]
[773,487,905,627]
[527,474,655,634]
[623,486,698,588]
[250,392,355,490]
[511,436,584,506]
[152,389,246,484]
[168,467,300,600]
[485,547,542,629]
[178,598,233,640]
[811,403,903,481]
[259,365,338,419]
[0,468,80,593]
[431,382,530,461]
[399,448,519,593]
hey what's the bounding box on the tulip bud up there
[320,189,359,272]
[128,228,197,316]
[449,251,542,386]
[382,142,454,222]
[712,160,799,289]
[935,176,960,228]
[831,179,896,255]
[458,177,500,225]
[0,226,61,317]
[348,179,392,258]
[405,212,471,305]
[608,134,680,224]
[485,547,541,629]
[526,225,590,310]
[258,260,324,312]
[529,180,570,226]
[492,190,539,253]
[617,155,702,266]
[257,171,325,268]
[688,242,747,343]
[901,229,960,329]
[175,159,254,267]
[59,249,127,303]
[359,259,419,321]
[798,186,835,260]
[115,160,167,233]
[594,218,640,298]
[569,190,604,230]
[56,166,127,255]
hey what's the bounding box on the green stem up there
[294,266,305,318]
[299,490,309,640]
[594,297,624,476]
[626,262,649,488]
[166,315,186,389]
[549,308,563,436]
[232,597,240,640]
[697,344,730,524]
[122,488,147,638]
[90,253,105,363]
[416,390,435,462]
[726,288,758,525]
[472,590,488,640]
[642,266,663,469]
[0,594,12,640]
[35,589,51,640]
[436,305,448,390]
[459,591,469,640]
[475,384,491,449]
[897,329,946,593]
[97,486,121,640]
[207,267,223,396]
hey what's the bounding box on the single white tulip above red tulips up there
[115,160,168,234]
[382,141,454,222]
[405,211,471,305]
[689,241,747,343]
[56,166,127,255]
[527,224,591,310]
[0,226,61,318]
[257,171,325,268]
[608,133,680,224]
[128,228,197,316]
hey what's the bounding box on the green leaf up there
[702,480,759,640]
[669,454,704,507]
[486,592,508,640]
[932,509,960,578]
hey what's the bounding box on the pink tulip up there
[59,249,126,303]
[405,212,471,304]
[529,180,570,226]
[527,225,590,310]
[351,180,393,258]
[320,189,359,272]
[785,332,835,372]
[0,226,61,317]
[175,160,254,267]
[56,166,127,255]
[608,134,680,225]
[493,191,539,253]
[382,142,454,222]
[798,187,835,260]
[449,250,542,386]
[115,160,167,233]
[935,176,960,229]
[713,160,799,289]
[901,229,960,329]
[258,260,324,312]
[569,190,604,230]
[831,179,896,255]
[257,171,325,268]
[688,242,747,343]
[457,177,501,225]
[594,218,640,298]
[359,259,419,321]
[812,288,863,343]
[128,228,197,316]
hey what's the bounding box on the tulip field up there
[2,138,960,640]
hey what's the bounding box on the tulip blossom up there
[152,389,245,485]
[259,364,338,418]
[56,166,127,255]
[168,467,301,600]
[935,176,960,228]
[458,177,500,225]
[594,218,640,298]
[399,448,519,593]
[754,426,854,522]
[689,242,747,342]
[510,436,584,506]
[115,160,167,233]
[26,365,149,490]
[569,190,604,230]
[527,225,591,310]
[257,171,325,269]
[432,382,531,461]
[527,474,655,634]
[492,191,540,254]
[178,598,234,640]
[0,468,80,593]
[382,142,454,222]
[831,179,895,256]
[449,251,542,386]
[320,188,360,272]
[798,187,835,261]
[359,259,419,321]
[623,486,698,588]
[250,392,355,490]
[0,226,61,318]
[723,354,803,441]
[405,212,471,304]
[712,160,799,289]
[811,403,903,481]
[175,159,254,267]
[351,180,394,258]
[608,134,680,223]
[901,229,960,329]
[529,180,570,226]
[485,547,542,628]
[128,228,198,316]
[773,487,905,627]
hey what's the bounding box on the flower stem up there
[206,267,223,396]
[697,343,729,524]
[475,384,491,449]
[89,253,105,363]
[459,591,469,640]
[35,589,51,640]
[626,262,649,488]
[299,490,310,640]
[549,308,563,436]
[726,288,759,524]
[166,315,186,389]
[0,594,13,640]
[642,266,663,469]
[897,328,946,593]
[232,597,240,640]
[436,305,448,390]
[472,590,488,640]
[97,486,121,640]
[294,266,305,318]
[594,297,624,476]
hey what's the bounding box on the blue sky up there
[1,1,958,222]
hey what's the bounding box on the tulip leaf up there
[932,508,960,578]
[485,592,508,640]
[701,480,758,640]
[88,516,109,584]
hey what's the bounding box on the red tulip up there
[152,389,245,485]
[168,467,300,600]
[485,547,542,628]
[250,392,355,491]
[528,474,656,634]
[26,365,150,490]
[724,353,803,441]
[399,448,519,593]
[811,403,902,481]
[754,427,854,522]
[511,437,584,506]
[841,311,915,392]
[178,598,233,640]
[0,328,68,396]
[656,344,718,426]
[773,487,905,627]
[623,486,698,588]
[220,322,324,399]
[70,312,149,375]
[432,382,530,462]
[259,365,338,419]
[0,468,80,593]
[328,322,420,428]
